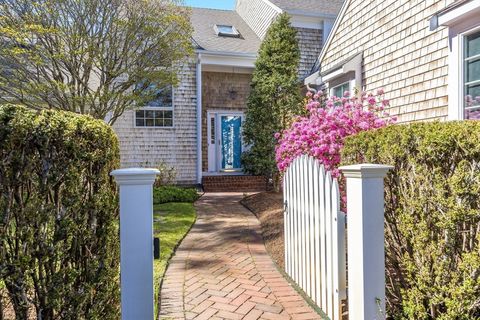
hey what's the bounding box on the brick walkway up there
[160,193,322,320]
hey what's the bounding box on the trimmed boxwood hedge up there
[0,105,120,319]
[341,121,480,319]
[153,186,199,204]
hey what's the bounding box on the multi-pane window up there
[135,85,174,127]
[135,110,173,127]
[464,31,480,119]
[331,82,350,98]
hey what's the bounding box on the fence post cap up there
[110,168,160,185]
[339,163,394,178]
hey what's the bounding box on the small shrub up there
[153,186,199,204]
[153,161,177,187]
[0,105,120,319]
[341,121,480,319]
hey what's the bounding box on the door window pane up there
[210,117,216,144]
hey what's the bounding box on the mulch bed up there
[240,192,285,269]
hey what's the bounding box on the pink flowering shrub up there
[275,89,395,177]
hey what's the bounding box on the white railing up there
[283,155,346,320]
[284,156,393,320]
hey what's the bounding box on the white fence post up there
[111,168,159,320]
[339,164,393,320]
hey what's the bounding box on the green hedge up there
[0,105,120,319]
[153,186,199,204]
[341,122,480,319]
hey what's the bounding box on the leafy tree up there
[0,0,192,124]
[242,13,302,183]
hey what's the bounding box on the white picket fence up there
[283,155,347,320]
[284,155,393,320]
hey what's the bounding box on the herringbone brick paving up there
[160,193,321,320]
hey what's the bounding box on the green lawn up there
[153,202,196,313]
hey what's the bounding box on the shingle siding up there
[320,0,456,123]
[113,61,198,184]
[296,27,323,79]
[236,0,280,39]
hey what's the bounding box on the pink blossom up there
[275,91,395,179]
[367,97,376,105]
[376,88,385,96]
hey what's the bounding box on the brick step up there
[202,175,267,192]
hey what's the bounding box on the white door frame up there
[206,110,245,173]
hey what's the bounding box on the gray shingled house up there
[113,0,344,189]
[304,0,480,123]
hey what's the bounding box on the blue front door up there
[220,115,242,171]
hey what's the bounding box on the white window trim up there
[448,24,480,120]
[134,87,175,129]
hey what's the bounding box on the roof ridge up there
[186,6,236,13]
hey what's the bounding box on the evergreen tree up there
[242,13,302,183]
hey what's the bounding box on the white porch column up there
[110,168,159,320]
[339,164,393,320]
[196,55,203,184]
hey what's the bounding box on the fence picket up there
[284,155,346,319]
[313,160,321,306]
[332,179,341,320]
[284,168,290,275]
[291,159,296,283]
[308,157,315,302]
[325,171,333,318]
[288,161,293,277]
[305,156,311,297]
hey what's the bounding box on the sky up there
[183,0,235,10]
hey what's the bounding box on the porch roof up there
[190,7,261,55]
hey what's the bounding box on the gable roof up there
[190,7,262,54]
[267,0,344,16]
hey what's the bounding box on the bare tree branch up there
[0,0,193,124]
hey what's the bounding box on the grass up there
[153,202,196,316]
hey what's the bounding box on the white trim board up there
[438,0,480,27]
[198,50,257,68]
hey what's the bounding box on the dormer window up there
[214,24,240,38]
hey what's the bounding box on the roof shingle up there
[190,7,261,54]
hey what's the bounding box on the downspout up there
[196,54,203,185]
[306,83,317,94]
